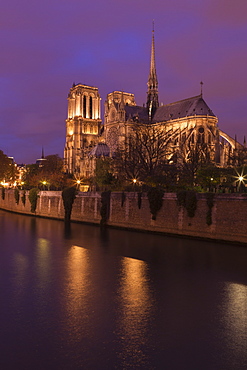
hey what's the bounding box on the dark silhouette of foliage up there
[177,190,197,218]
[95,158,115,189]
[205,193,214,225]
[62,186,77,223]
[0,150,17,183]
[14,188,20,204]
[100,191,111,226]
[147,187,164,220]
[21,191,26,206]
[28,188,39,213]
[121,191,126,207]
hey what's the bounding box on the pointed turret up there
[147,23,159,120]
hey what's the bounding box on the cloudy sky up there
[1,0,247,164]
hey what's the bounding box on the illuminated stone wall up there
[0,190,247,244]
[64,83,102,175]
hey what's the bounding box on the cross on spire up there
[200,81,203,97]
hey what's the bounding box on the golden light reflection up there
[225,283,247,327]
[117,257,152,367]
[63,245,91,343]
[36,238,51,288]
[222,282,247,352]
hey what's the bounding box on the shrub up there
[137,192,142,209]
[1,187,5,200]
[177,190,187,208]
[21,191,26,206]
[14,188,20,204]
[206,193,214,226]
[100,190,111,226]
[28,188,39,213]
[62,186,77,223]
[177,190,197,218]
[147,187,164,220]
[121,191,126,207]
[185,191,197,218]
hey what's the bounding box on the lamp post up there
[133,178,137,193]
[41,181,47,190]
[76,180,81,190]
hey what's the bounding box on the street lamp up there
[233,169,246,192]
[41,181,47,190]
[133,178,137,193]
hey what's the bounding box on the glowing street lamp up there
[41,180,47,190]
[233,169,247,192]
[132,178,137,193]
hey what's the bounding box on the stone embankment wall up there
[0,189,247,244]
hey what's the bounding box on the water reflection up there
[1,210,247,369]
[223,282,247,359]
[117,257,153,368]
[62,245,91,345]
[12,253,28,304]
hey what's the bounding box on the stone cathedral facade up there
[64,31,245,178]
[64,84,102,175]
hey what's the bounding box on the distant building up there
[36,148,47,167]
[64,30,245,178]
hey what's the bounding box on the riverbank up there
[0,189,247,244]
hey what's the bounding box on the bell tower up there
[64,83,102,174]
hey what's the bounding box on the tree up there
[23,155,68,190]
[177,142,213,187]
[196,165,222,190]
[0,150,17,184]
[114,124,172,186]
[95,157,115,189]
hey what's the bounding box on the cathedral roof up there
[122,95,215,124]
[153,95,216,123]
[124,105,149,122]
[88,142,110,157]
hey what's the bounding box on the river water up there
[0,210,246,370]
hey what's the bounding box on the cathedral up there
[64,30,245,179]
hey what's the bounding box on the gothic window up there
[198,127,205,144]
[90,126,93,133]
[191,133,194,144]
[89,96,93,119]
[83,95,87,118]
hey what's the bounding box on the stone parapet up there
[0,190,247,244]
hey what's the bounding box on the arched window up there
[89,96,93,119]
[83,95,87,118]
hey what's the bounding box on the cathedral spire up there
[147,21,159,120]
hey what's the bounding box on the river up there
[0,210,246,369]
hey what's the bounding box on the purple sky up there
[1,0,247,164]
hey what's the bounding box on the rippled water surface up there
[0,210,247,369]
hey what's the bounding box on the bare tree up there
[114,124,173,184]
